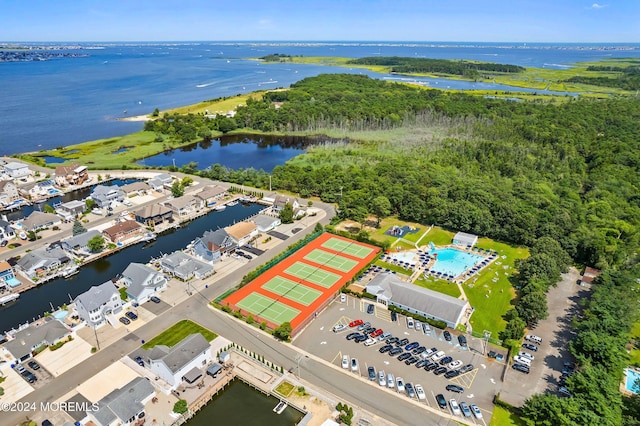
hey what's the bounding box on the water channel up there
[0,202,264,333]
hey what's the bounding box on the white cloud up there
[591,3,607,9]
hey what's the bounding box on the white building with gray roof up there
[2,319,70,363]
[159,251,214,280]
[16,247,71,278]
[452,232,478,248]
[61,229,101,254]
[143,333,211,389]
[74,281,122,328]
[22,211,61,232]
[366,273,470,329]
[87,376,155,426]
[252,214,281,232]
[120,263,167,304]
[90,184,125,208]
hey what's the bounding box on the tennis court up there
[236,293,301,325]
[303,249,359,272]
[262,276,322,306]
[285,261,341,288]
[321,237,374,259]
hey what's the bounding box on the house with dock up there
[2,318,71,363]
[272,194,300,213]
[133,204,173,226]
[55,200,86,220]
[22,211,62,232]
[252,214,281,233]
[54,163,89,187]
[61,229,102,255]
[90,185,125,208]
[159,251,214,280]
[120,181,150,198]
[164,194,199,217]
[87,376,156,426]
[120,263,167,304]
[148,173,173,191]
[195,185,227,207]
[0,260,21,289]
[74,281,123,328]
[192,229,235,263]
[102,220,145,244]
[16,247,71,279]
[0,180,20,206]
[225,221,258,247]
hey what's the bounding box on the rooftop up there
[146,333,210,374]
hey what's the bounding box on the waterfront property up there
[142,333,212,390]
[223,233,380,335]
[271,194,299,213]
[0,180,20,206]
[2,318,70,363]
[0,260,20,289]
[366,273,470,328]
[195,185,227,207]
[60,229,101,255]
[56,199,87,220]
[54,163,89,187]
[133,203,173,226]
[16,247,71,279]
[119,181,150,197]
[18,180,57,199]
[192,229,236,263]
[252,214,281,233]
[22,211,62,232]
[87,376,156,426]
[148,173,173,191]
[164,194,200,217]
[74,281,123,328]
[90,184,125,208]
[120,263,168,304]
[225,221,258,246]
[102,220,145,243]
[159,251,214,280]
[3,162,30,179]
[0,218,16,241]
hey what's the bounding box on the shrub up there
[173,399,188,414]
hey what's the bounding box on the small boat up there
[0,293,19,305]
[273,401,287,414]
[62,265,79,278]
[227,201,238,206]
[214,205,226,211]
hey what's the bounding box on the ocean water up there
[1,41,639,154]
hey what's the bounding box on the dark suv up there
[436,393,447,409]
[125,311,138,320]
[513,363,530,374]
[458,335,468,347]
[20,369,37,383]
[446,384,464,393]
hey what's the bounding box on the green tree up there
[173,399,188,414]
[27,230,37,241]
[85,198,97,211]
[516,291,549,327]
[152,108,160,117]
[274,322,292,341]
[43,204,55,214]
[181,176,194,187]
[370,195,391,227]
[171,181,184,197]
[72,219,87,236]
[499,310,526,341]
[279,203,294,224]
[87,235,105,252]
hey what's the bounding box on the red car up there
[349,319,364,328]
[371,329,383,338]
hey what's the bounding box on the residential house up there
[133,204,173,226]
[74,281,122,328]
[453,232,478,248]
[90,185,125,208]
[252,214,281,233]
[120,263,167,304]
[61,229,101,255]
[17,182,45,199]
[0,260,21,289]
[272,194,300,213]
[366,273,470,329]
[54,163,89,187]
[16,247,71,279]
[3,162,30,179]
[192,229,235,263]
[0,180,20,206]
[87,377,155,426]
[164,195,199,217]
[55,199,86,220]
[147,173,173,191]
[22,211,61,232]
[120,181,150,198]
[102,220,145,244]
[195,185,227,207]
[159,251,214,280]
[225,221,258,247]
[0,219,16,241]
[3,319,70,363]
[142,333,211,389]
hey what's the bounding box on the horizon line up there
[2,40,640,45]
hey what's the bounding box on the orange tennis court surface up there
[222,233,380,336]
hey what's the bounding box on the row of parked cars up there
[512,334,543,374]
[434,393,483,419]
[406,316,468,348]
[15,360,40,384]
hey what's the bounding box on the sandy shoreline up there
[116,114,151,122]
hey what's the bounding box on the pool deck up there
[622,367,640,395]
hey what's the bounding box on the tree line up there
[347,56,525,75]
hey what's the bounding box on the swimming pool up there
[429,247,485,277]
[626,369,640,394]
[388,251,416,264]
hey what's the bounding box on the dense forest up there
[347,56,525,76]
[145,73,640,424]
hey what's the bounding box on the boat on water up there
[0,293,19,305]
[273,401,287,414]
[61,265,79,278]
[214,205,227,211]
[227,200,238,206]
[140,232,157,242]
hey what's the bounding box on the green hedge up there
[387,305,447,329]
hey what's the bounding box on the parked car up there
[444,370,460,379]
[349,319,364,328]
[351,358,359,372]
[458,335,468,347]
[389,347,403,356]
[387,373,395,389]
[342,355,349,369]
[405,382,416,398]
[424,362,438,371]
[20,369,37,383]
[15,364,26,374]
[364,338,376,346]
[367,304,375,315]
[119,316,131,325]
[431,350,446,361]
[518,351,535,360]
[396,377,405,393]
[390,311,397,322]
[27,360,40,371]
[415,360,428,368]
[443,330,452,341]
[397,352,412,361]
[412,346,426,355]
[415,384,426,400]
[406,317,414,328]
[357,321,371,331]
[346,332,360,340]
[439,356,453,365]
[422,323,431,334]
[333,323,347,332]
[449,399,461,416]
[396,338,409,347]
[448,360,463,370]
[378,331,392,341]
[405,341,420,351]
[0,240,7,247]
[414,320,422,331]
[459,364,474,374]
[513,355,532,366]
[436,393,447,409]
[371,328,383,338]
[367,366,376,381]
[378,370,386,387]
[354,334,368,343]
[512,363,530,374]
[434,366,448,375]
[470,404,483,419]
[525,334,543,344]
[150,295,161,303]
[404,356,419,365]
[425,347,438,356]
[378,344,393,353]
[446,384,464,393]
[340,293,347,303]
[558,386,572,397]
[522,343,539,352]
[135,356,144,366]
[460,401,472,418]
[125,311,138,320]
[386,336,399,345]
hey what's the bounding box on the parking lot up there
[293,295,507,424]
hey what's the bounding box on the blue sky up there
[1,0,637,42]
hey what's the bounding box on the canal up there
[186,379,304,426]
[0,202,264,333]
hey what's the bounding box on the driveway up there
[500,267,584,406]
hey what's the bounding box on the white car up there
[448,360,463,370]
[387,373,395,388]
[396,377,405,393]
[432,350,446,361]
[470,404,483,419]
[525,334,543,344]
[518,351,535,360]
[364,338,376,346]
[449,399,461,416]
[513,355,532,366]
[414,320,422,331]
[415,384,426,400]
[378,370,386,387]
[406,317,414,329]
[333,323,347,333]
[351,358,359,372]
[342,355,349,369]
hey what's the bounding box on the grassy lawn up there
[142,320,217,349]
[414,276,461,298]
[274,381,295,397]
[118,287,128,301]
[373,260,413,277]
[465,238,529,337]
[165,91,267,115]
[423,226,455,246]
[490,406,526,426]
